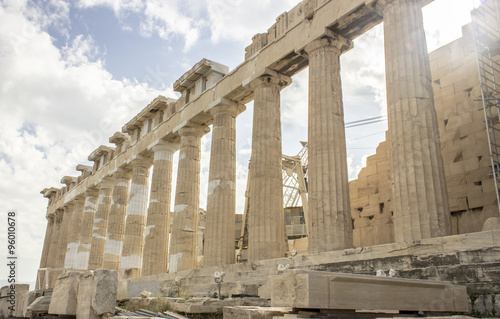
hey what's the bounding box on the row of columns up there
[39,0,451,279]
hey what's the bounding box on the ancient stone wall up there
[349,23,500,246]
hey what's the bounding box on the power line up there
[347,130,386,142]
[345,116,386,126]
[346,119,387,128]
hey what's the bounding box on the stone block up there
[76,270,118,319]
[495,294,500,316]
[16,290,36,318]
[0,297,11,319]
[354,217,370,229]
[117,279,128,300]
[449,196,468,212]
[443,231,494,252]
[223,306,292,319]
[468,189,497,209]
[482,179,497,194]
[49,271,81,315]
[0,286,10,298]
[473,294,495,316]
[0,284,30,317]
[493,229,500,246]
[483,217,500,231]
[358,185,377,198]
[26,296,51,316]
[270,270,468,312]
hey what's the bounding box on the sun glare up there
[423,0,476,52]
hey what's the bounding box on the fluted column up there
[204,100,238,267]
[39,215,54,268]
[142,140,178,276]
[304,35,353,252]
[74,189,99,270]
[103,169,131,271]
[169,124,209,272]
[382,0,451,242]
[46,209,63,268]
[247,74,289,262]
[88,178,114,270]
[120,157,152,279]
[64,198,85,268]
[55,204,74,268]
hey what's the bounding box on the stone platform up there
[120,230,500,314]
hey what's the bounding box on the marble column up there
[204,100,238,267]
[64,198,85,268]
[382,0,451,242]
[88,178,114,270]
[304,35,353,253]
[120,156,152,279]
[55,204,74,268]
[142,140,178,276]
[103,169,131,271]
[46,209,63,268]
[39,215,54,268]
[247,74,289,262]
[170,124,209,272]
[74,189,99,270]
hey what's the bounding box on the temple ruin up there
[3,0,500,317]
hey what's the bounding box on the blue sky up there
[0,0,475,288]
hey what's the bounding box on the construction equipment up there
[472,0,500,213]
[236,142,309,262]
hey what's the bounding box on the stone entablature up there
[173,59,229,106]
[109,132,130,155]
[122,95,177,146]
[88,145,115,173]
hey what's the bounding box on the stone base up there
[122,230,500,299]
[118,231,500,316]
[121,297,270,314]
[223,306,292,319]
[270,270,467,312]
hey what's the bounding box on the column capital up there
[174,121,210,138]
[63,203,74,211]
[303,32,353,56]
[149,139,179,154]
[46,214,54,222]
[55,208,64,219]
[84,188,100,198]
[112,167,132,179]
[99,177,115,189]
[365,0,427,16]
[245,70,291,91]
[208,98,245,117]
[71,196,86,205]
[129,154,154,168]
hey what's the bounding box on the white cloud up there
[77,0,144,15]
[24,0,71,37]
[207,0,289,43]
[281,69,308,128]
[0,1,169,285]
[141,0,202,51]
[61,34,101,66]
[75,0,303,50]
